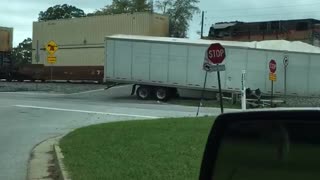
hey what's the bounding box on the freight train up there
[0,12,169,82]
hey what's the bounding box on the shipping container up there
[0,26,13,80]
[104,35,320,100]
[32,12,169,66]
[0,26,13,52]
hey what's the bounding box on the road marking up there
[14,105,160,119]
[65,89,105,95]
[0,92,65,96]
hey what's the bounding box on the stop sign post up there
[269,59,277,107]
[202,43,226,114]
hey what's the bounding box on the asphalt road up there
[0,85,236,180]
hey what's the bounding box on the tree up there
[11,38,32,68]
[131,0,153,12]
[38,4,86,21]
[155,0,172,14]
[156,0,200,38]
[89,0,152,16]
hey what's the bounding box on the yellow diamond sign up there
[46,40,58,55]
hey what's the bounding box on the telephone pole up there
[201,11,205,39]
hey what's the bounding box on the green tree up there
[155,0,172,14]
[11,38,32,68]
[38,4,86,21]
[89,0,152,16]
[131,0,153,12]
[156,0,200,38]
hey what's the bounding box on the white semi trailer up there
[104,35,320,101]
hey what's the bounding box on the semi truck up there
[104,35,320,101]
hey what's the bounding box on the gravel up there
[285,96,320,107]
[0,81,107,94]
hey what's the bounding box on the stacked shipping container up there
[0,26,13,79]
[31,12,169,81]
[0,26,13,52]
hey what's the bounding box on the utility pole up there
[201,11,204,39]
[150,0,154,12]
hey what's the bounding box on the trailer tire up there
[137,86,152,100]
[155,87,170,101]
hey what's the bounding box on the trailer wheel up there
[137,86,151,100]
[155,87,170,101]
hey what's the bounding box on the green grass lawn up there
[60,117,214,180]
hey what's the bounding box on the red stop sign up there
[269,59,277,73]
[207,43,226,64]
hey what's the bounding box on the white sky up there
[1,0,320,46]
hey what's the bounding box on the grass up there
[168,98,241,109]
[60,117,214,180]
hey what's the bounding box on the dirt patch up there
[44,151,60,180]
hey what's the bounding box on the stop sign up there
[269,59,277,73]
[207,43,226,64]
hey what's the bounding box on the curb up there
[27,136,62,180]
[54,144,71,180]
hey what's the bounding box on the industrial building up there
[208,18,320,46]
[31,12,169,81]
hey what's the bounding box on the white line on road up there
[0,92,65,96]
[65,89,105,95]
[14,105,160,119]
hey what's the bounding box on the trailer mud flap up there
[131,84,137,96]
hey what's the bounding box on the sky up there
[1,0,320,46]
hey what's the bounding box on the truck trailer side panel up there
[105,35,320,97]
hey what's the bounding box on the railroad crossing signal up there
[46,40,58,55]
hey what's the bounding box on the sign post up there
[241,70,246,110]
[283,55,289,102]
[35,40,40,64]
[35,40,40,90]
[203,43,226,113]
[269,59,277,107]
[196,71,208,117]
[46,40,58,82]
[47,55,57,81]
